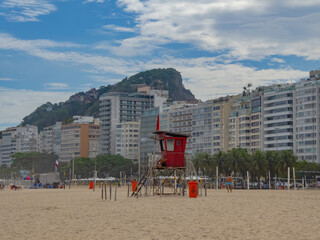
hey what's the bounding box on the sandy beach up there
[1,186,319,240]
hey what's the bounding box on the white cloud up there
[0,0,56,22]
[143,56,309,100]
[90,76,121,84]
[0,33,81,51]
[0,77,13,81]
[0,33,310,102]
[114,0,320,60]
[0,87,72,126]
[83,0,104,3]
[271,58,285,63]
[45,83,69,90]
[103,24,136,33]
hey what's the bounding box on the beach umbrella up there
[24,176,33,180]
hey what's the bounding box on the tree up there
[212,151,226,175]
[192,153,203,175]
[12,152,58,174]
[95,154,138,178]
[265,150,279,178]
[198,152,214,176]
[225,148,249,177]
[275,150,297,177]
[249,150,267,183]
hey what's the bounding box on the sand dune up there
[1,186,319,240]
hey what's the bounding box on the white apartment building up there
[293,76,320,163]
[116,121,140,164]
[262,84,294,151]
[39,125,54,153]
[228,92,262,153]
[0,125,39,165]
[99,92,154,155]
[39,122,62,156]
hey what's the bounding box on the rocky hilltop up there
[22,68,196,130]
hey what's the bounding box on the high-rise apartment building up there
[0,128,16,165]
[99,92,154,155]
[39,125,54,153]
[262,84,294,151]
[208,96,235,153]
[60,122,100,162]
[0,125,38,165]
[229,92,263,153]
[293,73,320,163]
[116,121,140,164]
[140,108,159,175]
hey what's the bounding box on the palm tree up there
[225,148,249,176]
[265,150,278,178]
[192,153,204,175]
[200,152,214,177]
[275,150,297,177]
[213,151,226,175]
[249,150,267,187]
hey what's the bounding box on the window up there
[166,139,174,151]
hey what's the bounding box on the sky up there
[1,0,320,130]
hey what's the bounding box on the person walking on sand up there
[226,173,233,193]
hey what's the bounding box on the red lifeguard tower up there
[131,130,190,197]
[154,131,188,168]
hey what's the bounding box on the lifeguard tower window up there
[166,139,174,151]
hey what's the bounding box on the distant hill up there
[22,68,196,131]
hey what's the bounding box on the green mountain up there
[22,68,195,131]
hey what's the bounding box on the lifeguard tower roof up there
[152,131,189,138]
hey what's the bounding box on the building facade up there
[99,92,154,155]
[293,74,320,162]
[262,84,294,151]
[116,121,141,165]
[60,122,100,162]
[139,108,159,175]
[0,125,38,165]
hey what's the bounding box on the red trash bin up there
[188,181,198,198]
[89,182,94,189]
[132,181,137,192]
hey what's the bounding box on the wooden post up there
[205,183,207,197]
[304,176,308,189]
[127,184,129,197]
[305,176,307,189]
[69,167,71,190]
[162,180,164,196]
[293,167,296,190]
[216,166,218,190]
[268,170,271,190]
[174,170,177,195]
[182,183,185,197]
[105,183,107,200]
[247,171,249,190]
[287,167,290,190]
[114,185,117,201]
[109,183,112,200]
[101,184,104,199]
[275,174,277,189]
[302,178,304,190]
